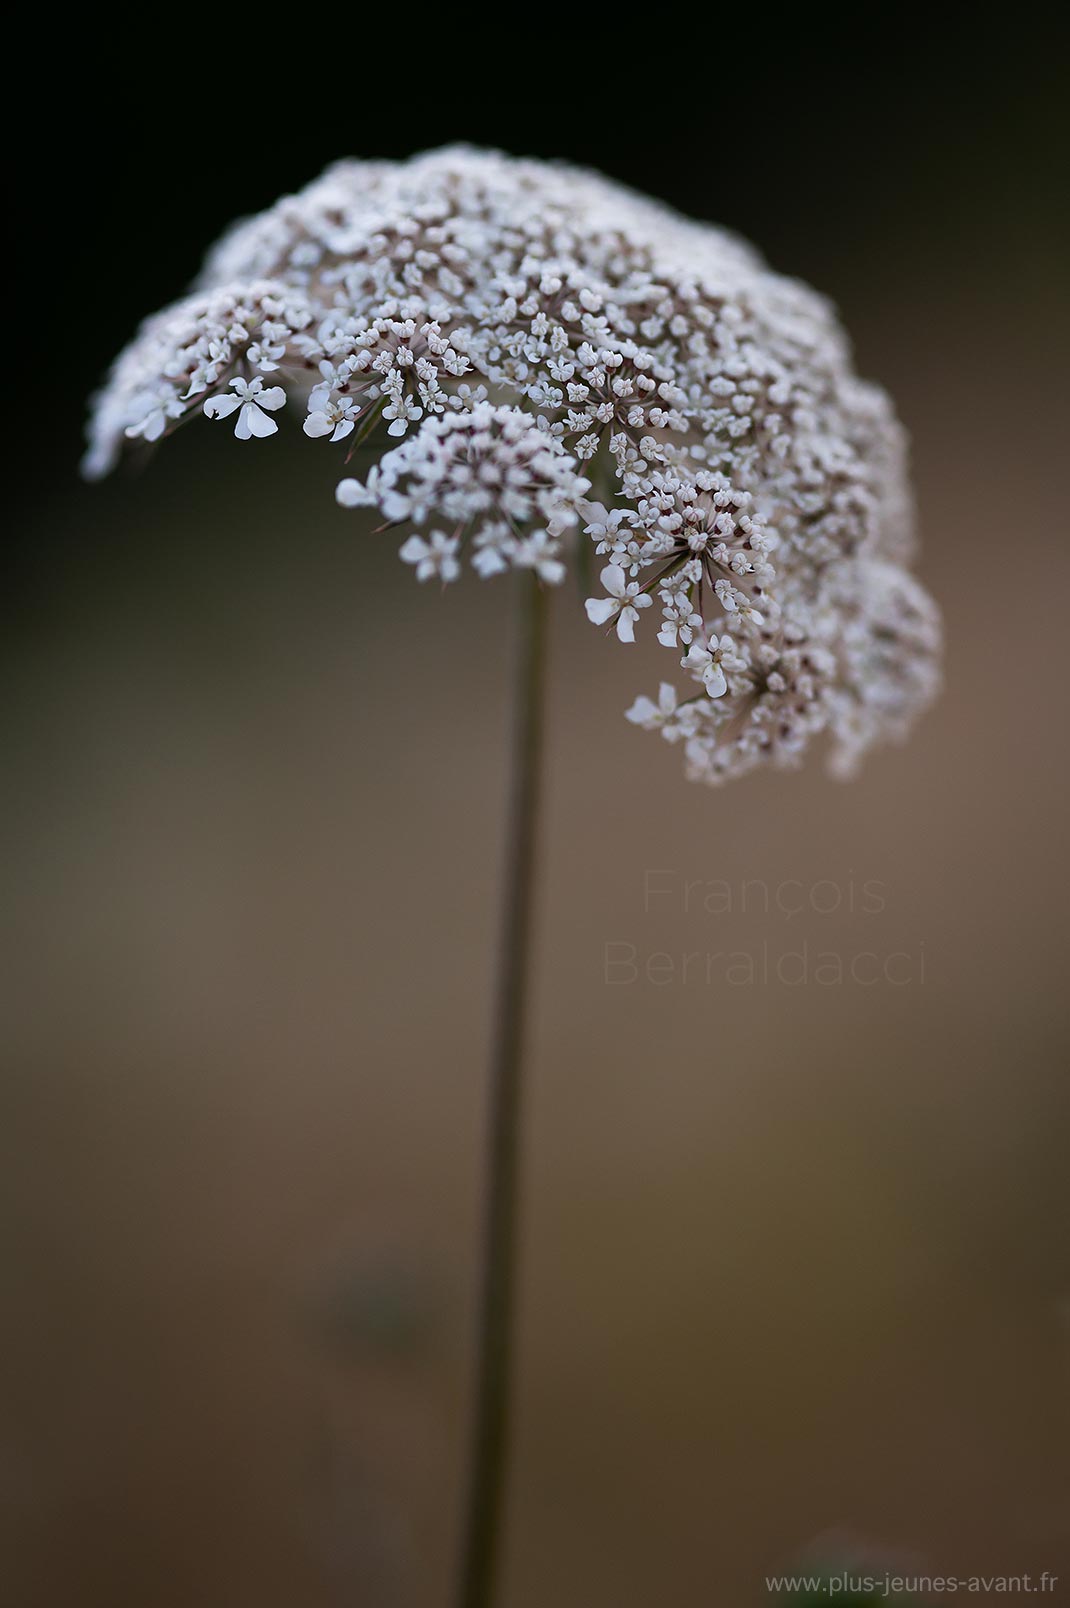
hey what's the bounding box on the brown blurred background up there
[4,23,1069,1607]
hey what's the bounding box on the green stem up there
[457,569,550,1608]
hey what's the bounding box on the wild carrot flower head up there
[85,147,941,784]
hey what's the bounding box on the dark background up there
[5,20,1070,1608]
[11,23,1064,513]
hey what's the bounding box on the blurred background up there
[5,20,1069,1607]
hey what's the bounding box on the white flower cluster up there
[336,404,588,584]
[85,147,941,784]
[83,282,315,475]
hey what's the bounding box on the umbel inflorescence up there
[85,147,941,784]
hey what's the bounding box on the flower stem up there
[457,569,550,1608]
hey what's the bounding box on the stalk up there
[456,569,550,1608]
